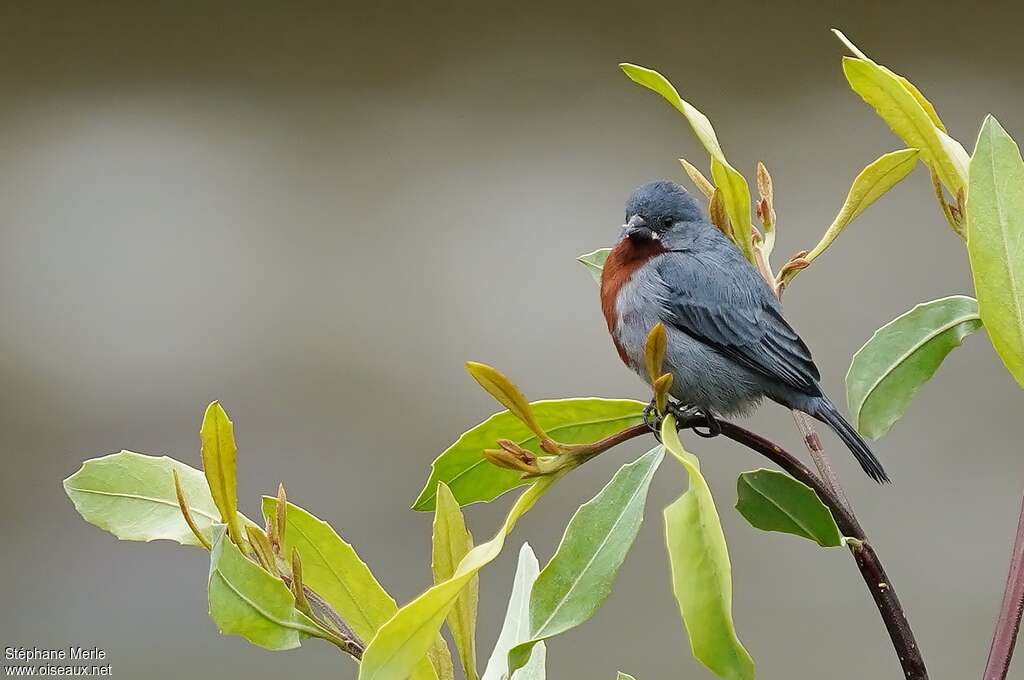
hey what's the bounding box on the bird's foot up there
[642,400,663,442]
[667,402,722,438]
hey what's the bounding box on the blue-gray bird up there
[600,180,888,483]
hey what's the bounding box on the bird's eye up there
[662,216,674,227]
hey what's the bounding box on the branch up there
[570,414,926,679]
[713,419,925,680]
[983,494,1024,680]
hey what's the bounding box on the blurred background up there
[2,1,1023,678]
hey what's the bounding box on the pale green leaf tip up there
[981,114,1002,135]
[831,28,869,60]
[202,400,232,429]
[619,62,655,81]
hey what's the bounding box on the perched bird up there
[600,180,889,483]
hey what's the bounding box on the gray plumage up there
[604,180,888,483]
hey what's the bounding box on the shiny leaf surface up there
[847,296,982,438]
[967,116,1024,387]
[412,399,645,511]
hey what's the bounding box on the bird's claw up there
[643,400,721,440]
[642,401,663,442]
[667,402,722,438]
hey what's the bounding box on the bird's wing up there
[655,249,821,393]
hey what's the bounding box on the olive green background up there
[1,2,1022,678]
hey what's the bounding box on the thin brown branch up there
[572,423,652,462]
[983,494,1024,680]
[792,409,852,512]
[573,414,926,679]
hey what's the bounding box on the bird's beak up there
[622,214,655,241]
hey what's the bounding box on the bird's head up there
[621,180,705,242]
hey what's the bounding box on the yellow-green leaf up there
[680,159,715,199]
[200,401,244,546]
[620,63,755,263]
[644,323,667,384]
[578,248,611,284]
[967,116,1024,387]
[428,639,456,680]
[465,363,548,441]
[846,296,982,438]
[841,57,965,195]
[412,398,644,511]
[507,447,664,675]
[260,498,394,642]
[662,418,754,680]
[786,148,919,285]
[64,451,251,547]
[433,483,479,680]
[360,477,559,680]
[832,29,947,132]
[261,497,442,680]
[207,526,321,651]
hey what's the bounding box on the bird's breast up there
[600,238,666,367]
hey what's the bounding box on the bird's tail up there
[812,399,890,484]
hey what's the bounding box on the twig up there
[791,409,852,512]
[573,423,652,462]
[712,419,926,679]
[983,493,1024,680]
[570,414,925,679]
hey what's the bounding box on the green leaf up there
[482,543,546,680]
[64,451,250,547]
[662,418,754,680]
[735,469,842,547]
[620,63,755,263]
[260,497,441,680]
[259,499,442,680]
[841,57,966,195]
[846,295,982,438]
[432,483,479,680]
[360,477,559,680]
[260,498,398,642]
[832,29,947,132]
[507,447,664,675]
[967,116,1024,387]
[427,639,456,680]
[578,248,611,284]
[465,363,549,442]
[412,398,645,511]
[617,674,637,680]
[207,526,321,651]
[787,148,919,285]
[200,401,245,546]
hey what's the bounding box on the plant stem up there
[791,409,852,512]
[983,494,1024,680]
[574,414,926,678]
[572,423,652,462]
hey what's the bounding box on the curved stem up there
[713,419,924,679]
[573,414,926,679]
[983,494,1024,680]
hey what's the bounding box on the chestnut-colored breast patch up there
[600,238,665,366]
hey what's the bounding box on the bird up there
[600,180,889,483]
